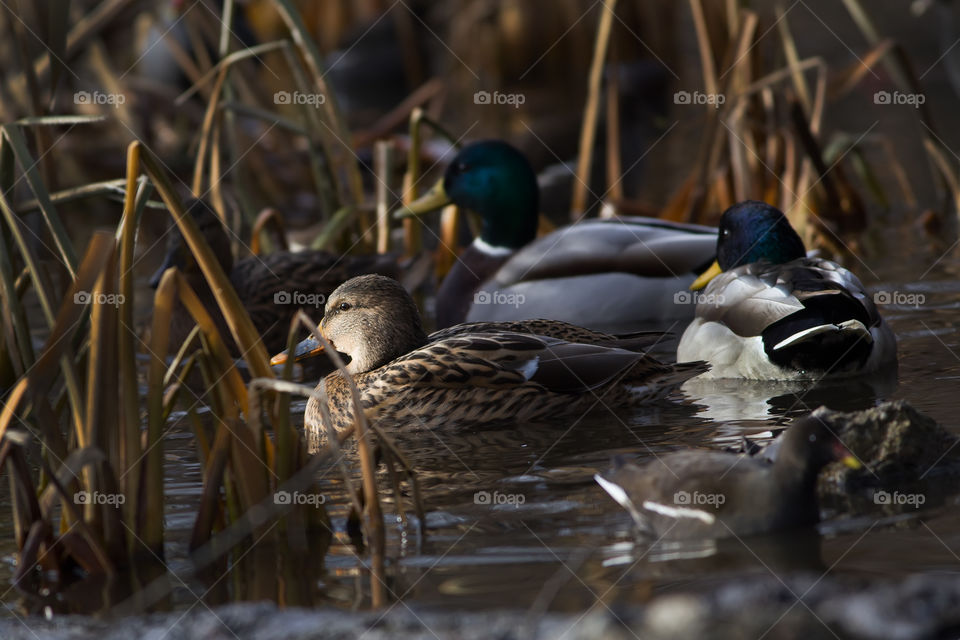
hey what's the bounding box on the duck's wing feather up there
[378,333,544,388]
[606,451,770,500]
[700,257,880,338]
[529,339,676,392]
[781,259,883,325]
[597,452,772,535]
[429,319,668,351]
[384,332,673,394]
[494,219,717,285]
[698,270,805,337]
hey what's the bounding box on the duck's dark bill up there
[690,259,723,291]
[270,336,325,366]
[394,178,451,219]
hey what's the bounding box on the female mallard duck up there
[595,415,861,540]
[676,201,897,379]
[282,275,707,436]
[397,140,718,330]
[150,199,397,355]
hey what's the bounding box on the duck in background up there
[595,415,861,540]
[150,199,398,356]
[397,140,718,331]
[676,201,897,379]
[272,275,707,438]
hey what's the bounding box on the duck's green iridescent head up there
[716,201,806,269]
[398,140,539,250]
[691,200,806,289]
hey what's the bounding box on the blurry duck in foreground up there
[271,275,707,438]
[677,201,897,379]
[595,415,861,540]
[397,140,717,330]
[150,199,397,355]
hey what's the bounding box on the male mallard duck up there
[397,140,718,330]
[278,275,707,437]
[150,199,398,355]
[595,415,861,540]
[676,201,897,379]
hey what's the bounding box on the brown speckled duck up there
[150,199,398,355]
[276,275,708,439]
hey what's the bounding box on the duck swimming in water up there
[275,275,708,438]
[398,140,718,330]
[676,200,897,379]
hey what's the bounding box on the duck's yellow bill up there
[270,336,325,366]
[840,454,862,470]
[690,260,723,291]
[394,178,451,219]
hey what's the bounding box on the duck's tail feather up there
[663,360,711,386]
[763,307,875,373]
[608,330,673,352]
[771,319,871,352]
[624,360,709,401]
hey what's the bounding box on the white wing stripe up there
[641,500,716,524]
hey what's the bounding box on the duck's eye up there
[721,228,730,237]
[456,162,468,173]
[337,302,351,312]
[809,434,817,443]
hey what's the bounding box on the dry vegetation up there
[0,0,949,615]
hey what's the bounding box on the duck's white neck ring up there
[472,236,515,257]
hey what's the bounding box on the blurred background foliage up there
[2,0,956,260]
